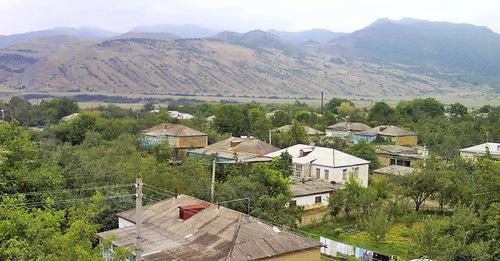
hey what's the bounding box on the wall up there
[395,135,418,146]
[298,163,369,188]
[176,135,208,149]
[325,130,349,138]
[118,217,134,228]
[266,248,320,261]
[292,192,330,209]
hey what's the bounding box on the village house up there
[353,125,418,146]
[265,144,370,187]
[98,195,322,260]
[276,124,325,136]
[141,123,207,160]
[459,142,500,161]
[188,137,279,163]
[325,122,372,139]
[290,178,341,210]
[373,165,415,176]
[168,110,194,120]
[375,144,428,167]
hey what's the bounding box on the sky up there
[0,0,499,35]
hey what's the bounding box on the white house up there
[290,178,342,210]
[265,144,370,187]
[168,110,194,120]
[459,142,500,161]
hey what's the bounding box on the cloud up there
[0,0,498,35]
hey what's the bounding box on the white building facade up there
[266,144,370,187]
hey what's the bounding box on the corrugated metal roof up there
[265,144,370,168]
[276,125,325,136]
[291,178,342,197]
[357,125,416,137]
[141,123,207,137]
[98,195,320,260]
[326,122,371,132]
[459,142,500,155]
[373,165,415,176]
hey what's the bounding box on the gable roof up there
[326,122,371,132]
[142,123,206,137]
[98,195,320,260]
[265,144,369,168]
[291,178,342,197]
[276,125,325,136]
[357,125,416,137]
[459,142,500,155]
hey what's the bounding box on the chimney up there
[178,202,209,221]
[230,140,242,148]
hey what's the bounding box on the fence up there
[320,236,397,261]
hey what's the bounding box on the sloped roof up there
[326,122,371,132]
[373,165,414,176]
[291,178,342,197]
[142,123,206,137]
[375,145,427,159]
[98,195,320,260]
[265,144,369,168]
[459,142,500,155]
[200,137,279,156]
[358,125,416,137]
[61,112,79,122]
[276,125,325,136]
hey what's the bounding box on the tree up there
[345,140,380,170]
[400,161,439,211]
[248,107,271,141]
[362,208,392,242]
[413,217,448,259]
[336,101,356,118]
[447,102,468,119]
[270,110,291,127]
[213,105,246,136]
[367,102,397,125]
[324,98,353,115]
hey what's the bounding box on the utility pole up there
[135,177,143,260]
[268,129,272,145]
[211,156,216,203]
[320,91,324,115]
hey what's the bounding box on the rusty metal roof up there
[98,195,320,260]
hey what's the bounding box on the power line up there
[0,194,136,209]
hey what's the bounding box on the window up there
[324,169,329,180]
[316,168,321,179]
[289,200,297,207]
[404,160,411,167]
[353,167,359,179]
[390,158,396,165]
[315,196,322,204]
[294,164,303,177]
[342,169,348,181]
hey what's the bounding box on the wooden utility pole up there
[135,177,143,260]
[211,157,216,203]
[268,129,272,145]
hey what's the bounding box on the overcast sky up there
[0,0,498,35]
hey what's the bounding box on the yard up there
[301,220,416,260]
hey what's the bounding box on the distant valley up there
[0,18,498,99]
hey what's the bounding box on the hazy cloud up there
[0,0,498,35]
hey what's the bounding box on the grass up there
[301,220,417,260]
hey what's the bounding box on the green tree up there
[325,98,353,114]
[447,102,468,119]
[400,160,439,211]
[413,217,449,259]
[345,140,380,170]
[367,102,397,125]
[362,208,392,242]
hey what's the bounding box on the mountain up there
[112,31,179,41]
[0,36,481,97]
[268,29,346,43]
[210,30,302,54]
[133,24,219,39]
[326,18,500,85]
[0,27,116,48]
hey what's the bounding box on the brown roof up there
[276,125,325,136]
[203,137,279,156]
[326,122,371,132]
[142,123,206,137]
[98,195,320,260]
[291,178,342,197]
[358,125,416,137]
